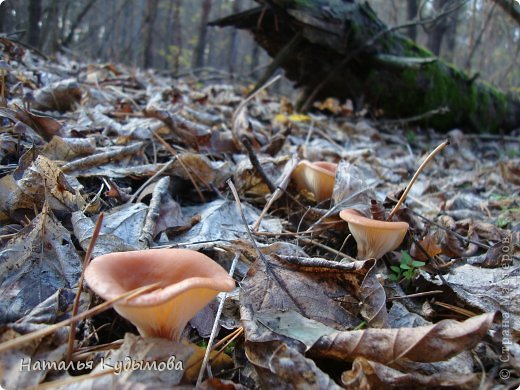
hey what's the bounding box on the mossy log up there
[210,0,520,133]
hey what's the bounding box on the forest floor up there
[0,39,519,389]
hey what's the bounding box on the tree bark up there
[426,0,450,56]
[210,0,520,133]
[62,0,99,48]
[192,0,212,69]
[227,0,242,73]
[27,0,42,48]
[494,0,520,25]
[143,0,158,68]
[406,0,419,41]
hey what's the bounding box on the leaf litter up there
[0,39,518,388]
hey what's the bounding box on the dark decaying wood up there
[210,0,520,133]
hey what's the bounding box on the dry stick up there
[196,251,240,387]
[0,283,161,354]
[31,368,116,390]
[252,157,298,232]
[66,212,105,363]
[241,136,276,193]
[128,157,177,203]
[151,130,206,203]
[387,290,444,301]
[406,208,499,252]
[211,327,244,362]
[387,139,450,221]
[232,74,281,131]
[138,176,170,248]
[298,237,357,262]
[185,326,244,372]
[61,142,144,172]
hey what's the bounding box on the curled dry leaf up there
[13,154,86,214]
[411,234,442,261]
[342,357,480,389]
[15,109,62,142]
[241,251,385,342]
[268,343,342,389]
[311,312,496,363]
[436,264,520,331]
[0,329,68,389]
[0,202,82,325]
[41,136,96,161]
[74,333,193,388]
[32,78,82,112]
[71,210,137,258]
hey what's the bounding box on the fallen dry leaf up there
[411,234,442,261]
[311,312,496,363]
[0,202,82,325]
[342,357,479,389]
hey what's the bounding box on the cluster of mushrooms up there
[84,160,407,343]
[292,160,409,260]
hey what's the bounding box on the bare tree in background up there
[193,0,212,69]
[426,0,450,55]
[27,0,42,48]
[227,0,242,73]
[406,0,419,41]
[143,0,158,68]
[62,0,99,47]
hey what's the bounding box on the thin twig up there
[387,139,450,220]
[0,283,161,354]
[298,237,357,262]
[407,208,490,250]
[387,290,444,301]
[128,157,177,203]
[241,136,276,193]
[151,129,206,202]
[196,251,240,387]
[66,212,104,363]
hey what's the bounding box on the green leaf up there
[388,274,399,281]
[400,263,411,270]
[390,266,401,273]
[401,250,412,262]
[412,261,426,267]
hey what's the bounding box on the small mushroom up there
[339,209,409,259]
[84,248,235,341]
[291,160,337,202]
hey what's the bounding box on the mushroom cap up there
[84,248,235,341]
[339,209,409,260]
[292,160,337,202]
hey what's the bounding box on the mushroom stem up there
[387,139,450,221]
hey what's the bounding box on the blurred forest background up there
[0,0,518,93]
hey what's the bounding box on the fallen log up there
[210,0,520,133]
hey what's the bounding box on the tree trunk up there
[426,0,450,56]
[210,0,520,133]
[227,0,242,73]
[173,0,184,73]
[192,0,212,69]
[143,0,158,69]
[27,0,42,48]
[406,0,419,41]
[39,0,59,53]
[62,0,99,48]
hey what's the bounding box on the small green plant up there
[405,129,417,144]
[388,251,426,282]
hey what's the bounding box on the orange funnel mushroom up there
[84,249,235,341]
[291,160,337,202]
[339,209,409,260]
